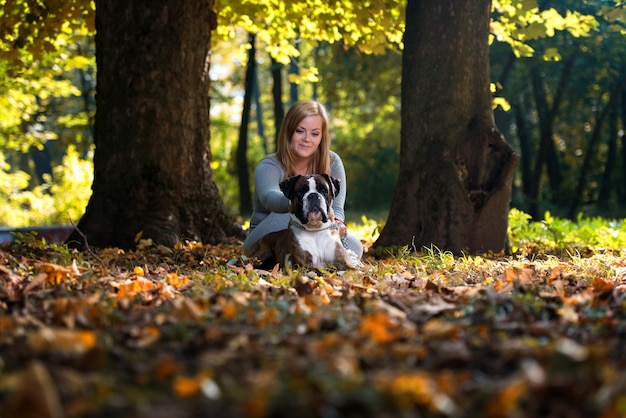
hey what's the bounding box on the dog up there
[248,174,357,270]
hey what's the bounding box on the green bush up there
[0,145,92,226]
[508,208,626,253]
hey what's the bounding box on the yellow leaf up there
[166,272,189,289]
[38,262,77,286]
[492,97,511,112]
[110,277,155,299]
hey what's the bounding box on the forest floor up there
[1,234,626,418]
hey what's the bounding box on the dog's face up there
[280,174,340,228]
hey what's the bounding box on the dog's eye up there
[319,185,329,196]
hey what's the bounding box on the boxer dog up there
[248,174,356,270]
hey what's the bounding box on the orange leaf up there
[0,315,16,331]
[153,357,182,382]
[504,268,518,283]
[171,297,206,321]
[485,378,527,418]
[38,262,76,286]
[257,306,280,328]
[173,375,201,398]
[134,326,161,348]
[29,328,97,355]
[422,319,462,341]
[110,277,155,299]
[173,371,213,398]
[359,312,400,344]
[388,373,435,404]
[218,297,239,319]
[591,277,614,294]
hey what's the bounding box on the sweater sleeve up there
[330,152,347,222]
[254,157,290,213]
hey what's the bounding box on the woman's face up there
[289,115,323,161]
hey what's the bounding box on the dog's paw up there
[345,248,364,268]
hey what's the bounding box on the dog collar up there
[289,219,339,232]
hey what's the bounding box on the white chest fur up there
[290,225,342,268]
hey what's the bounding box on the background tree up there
[65,0,243,249]
[375,0,518,254]
[492,0,625,219]
[235,33,255,216]
[3,0,626,253]
[0,1,96,226]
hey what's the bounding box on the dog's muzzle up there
[305,193,326,222]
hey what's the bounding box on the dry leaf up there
[29,327,97,355]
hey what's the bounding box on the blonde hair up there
[276,100,331,177]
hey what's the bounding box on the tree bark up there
[236,33,255,216]
[513,98,533,197]
[375,0,518,254]
[598,104,618,209]
[66,0,243,250]
[619,88,626,204]
[527,57,574,217]
[568,78,626,218]
[270,57,284,153]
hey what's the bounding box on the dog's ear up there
[321,174,340,198]
[279,175,302,199]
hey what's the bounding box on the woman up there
[243,100,363,260]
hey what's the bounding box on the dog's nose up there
[308,193,321,201]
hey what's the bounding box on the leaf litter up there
[1,237,626,417]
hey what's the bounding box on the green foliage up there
[214,0,405,65]
[1,0,625,230]
[508,208,626,253]
[0,145,92,226]
[491,0,599,58]
[0,0,94,61]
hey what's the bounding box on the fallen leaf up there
[29,327,98,355]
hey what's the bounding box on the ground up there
[1,235,626,418]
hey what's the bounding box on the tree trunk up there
[253,55,268,154]
[66,0,243,250]
[568,79,626,218]
[375,0,518,254]
[270,57,284,153]
[236,33,255,216]
[527,57,574,217]
[598,104,618,209]
[288,38,299,105]
[619,88,626,204]
[513,98,533,198]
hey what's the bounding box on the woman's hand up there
[335,219,347,237]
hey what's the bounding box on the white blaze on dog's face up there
[299,176,331,226]
[280,174,339,229]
